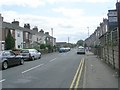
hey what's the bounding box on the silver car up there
[20,49,41,61]
[77,46,85,54]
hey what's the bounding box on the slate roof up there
[2,21,56,39]
[2,22,34,34]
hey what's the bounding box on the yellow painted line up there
[83,65,86,88]
[74,58,84,89]
[69,58,83,89]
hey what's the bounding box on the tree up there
[40,44,46,49]
[46,44,52,50]
[84,43,87,47]
[76,40,84,46]
[5,30,15,50]
[46,44,53,52]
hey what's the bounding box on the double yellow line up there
[70,58,85,89]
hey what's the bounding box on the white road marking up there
[49,58,56,62]
[22,64,44,74]
[0,79,5,83]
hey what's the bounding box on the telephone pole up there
[68,37,69,47]
[87,27,89,37]
[87,27,90,52]
[51,28,54,46]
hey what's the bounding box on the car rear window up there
[29,49,37,52]
[4,51,11,56]
[20,50,29,53]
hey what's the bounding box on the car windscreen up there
[79,48,85,51]
[20,50,29,53]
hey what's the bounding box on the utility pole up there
[116,1,120,77]
[87,27,89,37]
[87,27,90,52]
[51,28,54,46]
[68,37,69,47]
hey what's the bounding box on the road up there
[1,49,85,88]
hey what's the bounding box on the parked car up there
[20,49,41,61]
[59,47,71,53]
[65,47,71,51]
[59,48,66,53]
[77,46,85,54]
[0,50,24,70]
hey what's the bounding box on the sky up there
[0,0,117,43]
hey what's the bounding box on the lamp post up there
[87,27,89,37]
[87,27,90,52]
[51,28,54,46]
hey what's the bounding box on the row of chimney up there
[11,20,49,35]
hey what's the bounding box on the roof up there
[2,22,35,34]
[2,21,56,39]
[56,42,67,44]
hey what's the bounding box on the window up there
[4,52,11,56]
[10,52,15,56]
[10,30,13,34]
[37,38,38,41]
[17,32,20,37]
[26,32,29,39]
[10,30,14,37]
[20,50,29,53]
[18,45,20,48]
[106,25,108,32]
[29,34,32,39]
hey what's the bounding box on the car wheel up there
[32,56,35,61]
[38,55,41,59]
[20,59,24,65]
[2,61,8,70]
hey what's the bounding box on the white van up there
[77,46,85,54]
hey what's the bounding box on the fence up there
[95,28,119,70]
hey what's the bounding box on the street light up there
[87,27,89,37]
[51,28,54,46]
[68,37,70,47]
[87,27,90,52]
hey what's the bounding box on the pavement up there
[83,51,119,89]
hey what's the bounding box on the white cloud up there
[53,8,84,18]
[46,0,115,4]
[0,0,115,8]
[0,0,45,8]
[86,0,114,3]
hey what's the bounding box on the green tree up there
[46,44,52,50]
[84,43,87,47]
[46,44,54,52]
[5,30,15,50]
[40,44,46,49]
[76,40,84,46]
